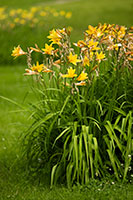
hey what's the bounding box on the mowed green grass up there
[0,0,133,199]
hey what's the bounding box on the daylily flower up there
[88,39,98,48]
[77,71,88,81]
[62,67,77,78]
[96,51,105,61]
[88,39,100,51]
[60,11,65,16]
[47,29,61,45]
[95,28,104,38]
[67,52,81,65]
[42,43,54,55]
[65,12,72,19]
[83,56,90,66]
[11,45,26,58]
[86,25,96,35]
[31,61,44,72]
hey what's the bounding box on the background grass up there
[0,0,133,199]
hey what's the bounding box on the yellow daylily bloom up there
[31,61,44,72]
[88,39,97,47]
[62,67,77,78]
[95,28,104,38]
[83,56,90,67]
[60,10,65,16]
[40,11,47,17]
[77,71,88,81]
[88,39,100,50]
[117,27,126,40]
[65,12,72,19]
[9,9,16,16]
[11,45,26,58]
[47,29,61,45]
[86,25,96,35]
[96,51,105,61]
[113,44,119,51]
[67,52,81,65]
[42,44,54,55]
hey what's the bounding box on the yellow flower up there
[11,45,26,58]
[60,10,65,16]
[86,25,104,38]
[117,27,126,40]
[47,29,61,45]
[14,18,20,23]
[77,71,88,81]
[65,12,72,19]
[95,29,104,37]
[96,51,105,61]
[88,39,100,50]
[67,52,81,65]
[113,44,119,51]
[20,19,26,25]
[86,25,96,35]
[31,61,44,72]
[88,39,96,47]
[83,56,90,66]
[42,44,54,55]
[9,9,16,16]
[30,7,38,13]
[62,67,77,78]
[40,11,47,17]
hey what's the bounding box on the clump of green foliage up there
[12,24,133,187]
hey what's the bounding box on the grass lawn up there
[0,0,133,199]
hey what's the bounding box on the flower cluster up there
[0,6,72,30]
[12,24,133,89]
